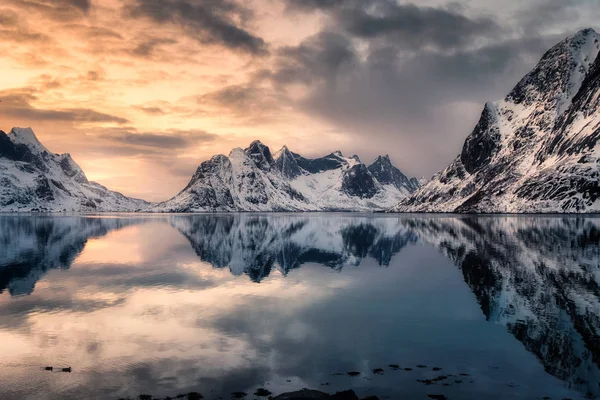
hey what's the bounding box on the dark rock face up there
[368,155,418,192]
[0,130,39,165]
[245,140,274,171]
[342,164,378,199]
[177,155,235,211]
[293,152,346,174]
[274,146,302,179]
[460,103,501,174]
[34,177,54,202]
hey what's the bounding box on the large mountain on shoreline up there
[155,141,419,212]
[0,127,147,212]
[392,28,600,213]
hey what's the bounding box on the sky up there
[0,0,598,201]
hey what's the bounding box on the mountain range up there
[0,128,420,212]
[1,28,599,213]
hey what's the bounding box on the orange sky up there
[1,0,598,201]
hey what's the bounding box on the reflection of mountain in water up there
[0,216,141,296]
[170,215,418,282]
[405,216,600,396]
[1,214,600,395]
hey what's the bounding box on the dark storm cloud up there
[127,0,268,55]
[272,31,357,85]
[286,0,501,50]
[0,88,129,124]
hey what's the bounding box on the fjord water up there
[0,214,598,400]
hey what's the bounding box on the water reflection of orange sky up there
[0,222,347,397]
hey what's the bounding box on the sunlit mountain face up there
[0,214,598,400]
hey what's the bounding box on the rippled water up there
[0,213,599,400]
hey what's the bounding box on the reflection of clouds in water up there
[0,215,599,399]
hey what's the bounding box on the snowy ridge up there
[392,28,600,213]
[156,141,420,212]
[0,127,148,212]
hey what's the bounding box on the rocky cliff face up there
[156,141,420,212]
[393,28,600,213]
[0,127,148,212]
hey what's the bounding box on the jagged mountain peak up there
[273,144,292,160]
[244,140,274,171]
[9,127,50,154]
[368,154,419,193]
[506,28,600,115]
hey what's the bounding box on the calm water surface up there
[0,214,599,400]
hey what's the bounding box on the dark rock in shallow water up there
[347,371,360,377]
[254,388,271,397]
[272,389,330,400]
[427,395,448,400]
[330,390,359,400]
[231,392,247,399]
[372,368,384,375]
[187,392,203,400]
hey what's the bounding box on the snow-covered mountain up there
[156,140,419,212]
[393,28,600,213]
[0,127,147,212]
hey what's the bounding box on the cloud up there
[272,31,357,85]
[286,0,502,50]
[0,87,129,124]
[131,37,178,57]
[126,0,268,55]
[197,83,287,123]
[107,129,217,149]
[6,0,91,21]
[135,106,165,116]
[0,9,19,26]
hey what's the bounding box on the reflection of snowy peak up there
[406,216,600,396]
[0,128,148,212]
[393,29,600,213]
[169,215,418,281]
[156,141,420,212]
[0,216,141,295]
